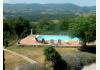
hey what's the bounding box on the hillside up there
[3,3,96,20]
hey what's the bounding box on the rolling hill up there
[3,3,96,20]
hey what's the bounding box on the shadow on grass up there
[79,45,96,54]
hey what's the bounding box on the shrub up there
[44,46,68,70]
[44,46,61,61]
[62,53,82,70]
[17,63,46,70]
[78,45,96,53]
[62,52,96,70]
[17,50,96,70]
[76,52,96,66]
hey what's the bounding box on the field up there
[4,41,96,70]
[4,51,30,70]
[6,44,79,63]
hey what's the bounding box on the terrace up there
[19,34,95,47]
[19,34,81,47]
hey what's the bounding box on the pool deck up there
[19,35,95,47]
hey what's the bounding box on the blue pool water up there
[37,35,79,41]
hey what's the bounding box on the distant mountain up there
[3,3,96,20]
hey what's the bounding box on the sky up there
[4,0,96,6]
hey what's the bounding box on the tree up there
[3,31,10,47]
[44,46,68,70]
[37,18,56,34]
[15,17,31,39]
[60,17,73,30]
[3,19,16,47]
[68,14,96,47]
[30,22,38,34]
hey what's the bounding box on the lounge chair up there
[58,39,62,44]
[50,39,54,44]
[41,38,46,43]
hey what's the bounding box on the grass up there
[6,44,79,63]
[55,47,79,54]
[5,43,96,70]
[19,53,95,70]
[4,51,30,70]
[7,46,95,70]
[7,45,45,63]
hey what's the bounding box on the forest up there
[3,14,96,47]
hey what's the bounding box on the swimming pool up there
[36,35,79,41]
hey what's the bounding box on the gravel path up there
[4,49,38,64]
[82,63,96,70]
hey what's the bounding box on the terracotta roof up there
[20,35,39,45]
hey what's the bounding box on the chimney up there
[30,29,33,35]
